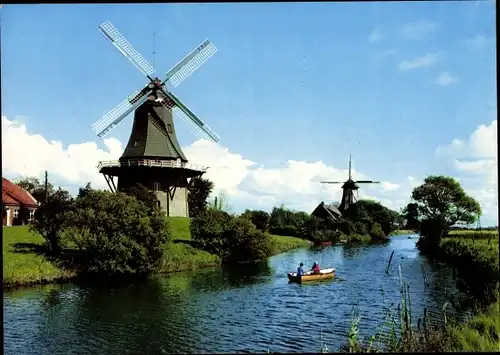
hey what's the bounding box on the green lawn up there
[3,218,309,287]
[2,226,75,287]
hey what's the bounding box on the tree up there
[209,190,233,213]
[121,183,159,214]
[187,177,214,218]
[30,188,74,255]
[14,176,55,203]
[412,175,481,244]
[401,203,420,230]
[345,199,398,236]
[240,210,271,231]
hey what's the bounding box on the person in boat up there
[311,261,320,274]
[297,263,305,276]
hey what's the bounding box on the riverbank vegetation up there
[3,177,310,287]
[240,199,403,246]
[337,175,499,353]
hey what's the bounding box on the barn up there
[311,201,343,221]
[2,178,39,226]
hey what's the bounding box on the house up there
[311,201,343,221]
[2,178,39,226]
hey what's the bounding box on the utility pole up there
[44,171,48,203]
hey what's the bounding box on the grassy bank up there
[339,233,499,352]
[389,229,416,236]
[3,219,310,288]
[2,226,76,287]
[269,234,311,254]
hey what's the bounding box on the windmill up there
[90,21,219,217]
[320,155,380,213]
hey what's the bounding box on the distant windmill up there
[320,155,380,212]
[90,21,219,217]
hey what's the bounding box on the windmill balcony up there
[97,159,208,172]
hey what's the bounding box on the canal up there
[4,234,470,354]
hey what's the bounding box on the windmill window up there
[167,124,172,133]
[13,209,19,219]
[153,182,160,191]
[133,140,140,147]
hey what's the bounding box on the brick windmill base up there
[98,159,206,217]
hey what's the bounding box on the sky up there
[1,2,497,226]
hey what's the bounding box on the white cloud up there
[368,27,385,43]
[1,116,123,189]
[1,115,410,215]
[400,21,439,40]
[436,119,498,225]
[466,34,495,48]
[4,114,496,225]
[435,71,458,86]
[399,53,441,71]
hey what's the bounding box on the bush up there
[223,217,272,263]
[190,209,231,255]
[60,190,170,276]
[436,238,499,303]
[191,209,272,263]
[369,222,386,240]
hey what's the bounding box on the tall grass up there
[335,234,500,353]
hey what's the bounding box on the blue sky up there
[1,3,497,225]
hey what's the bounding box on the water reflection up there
[4,235,471,354]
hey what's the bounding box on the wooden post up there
[44,170,48,203]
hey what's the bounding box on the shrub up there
[60,190,170,276]
[369,222,386,240]
[191,210,272,263]
[223,217,272,263]
[190,209,231,255]
[436,238,499,303]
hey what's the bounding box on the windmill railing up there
[97,159,208,172]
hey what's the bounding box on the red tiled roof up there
[2,178,39,208]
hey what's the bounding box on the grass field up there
[2,226,75,287]
[3,218,310,287]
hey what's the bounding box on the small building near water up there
[311,201,343,221]
[2,178,39,226]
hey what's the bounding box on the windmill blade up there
[163,39,217,88]
[356,181,380,184]
[91,90,150,137]
[320,181,343,184]
[160,91,220,142]
[98,21,155,77]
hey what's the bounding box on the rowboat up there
[287,268,336,283]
